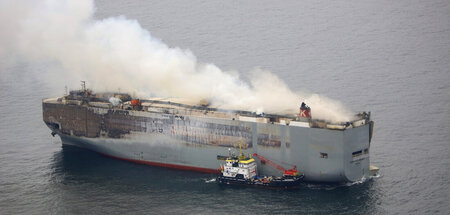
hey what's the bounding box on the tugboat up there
[217,143,304,189]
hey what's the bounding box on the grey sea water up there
[1,0,449,214]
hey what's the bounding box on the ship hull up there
[217,175,303,189]
[43,99,372,183]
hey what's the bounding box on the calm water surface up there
[1,0,449,214]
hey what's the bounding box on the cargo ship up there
[42,86,375,183]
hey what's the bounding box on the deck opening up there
[320,152,328,159]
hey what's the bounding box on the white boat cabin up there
[221,156,257,179]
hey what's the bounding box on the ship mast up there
[81,81,86,92]
[238,141,246,161]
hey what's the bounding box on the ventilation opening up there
[352,150,362,158]
[320,152,328,159]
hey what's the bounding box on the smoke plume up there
[0,0,355,123]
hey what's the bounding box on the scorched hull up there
[43,96,373,183]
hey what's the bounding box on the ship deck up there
[43,91,371,130]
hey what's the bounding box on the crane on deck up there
[252,153,299,176]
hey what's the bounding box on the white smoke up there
[0,0,355,123]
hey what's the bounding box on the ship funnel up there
[299,102,311,119]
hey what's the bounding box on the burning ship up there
[42,86,375,183]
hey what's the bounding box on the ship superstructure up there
[217,143,258,179]
[43,88,375,182]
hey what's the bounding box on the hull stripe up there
[98,152,219,173]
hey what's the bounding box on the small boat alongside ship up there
[216,144,304,189]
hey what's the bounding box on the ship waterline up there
[43,91,373,183]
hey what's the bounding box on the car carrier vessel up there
[42,86,375,182]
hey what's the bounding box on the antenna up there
[64,85,68,95]
[239,141,242,156]
[238,141,245,160]
[81,81,86,91]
